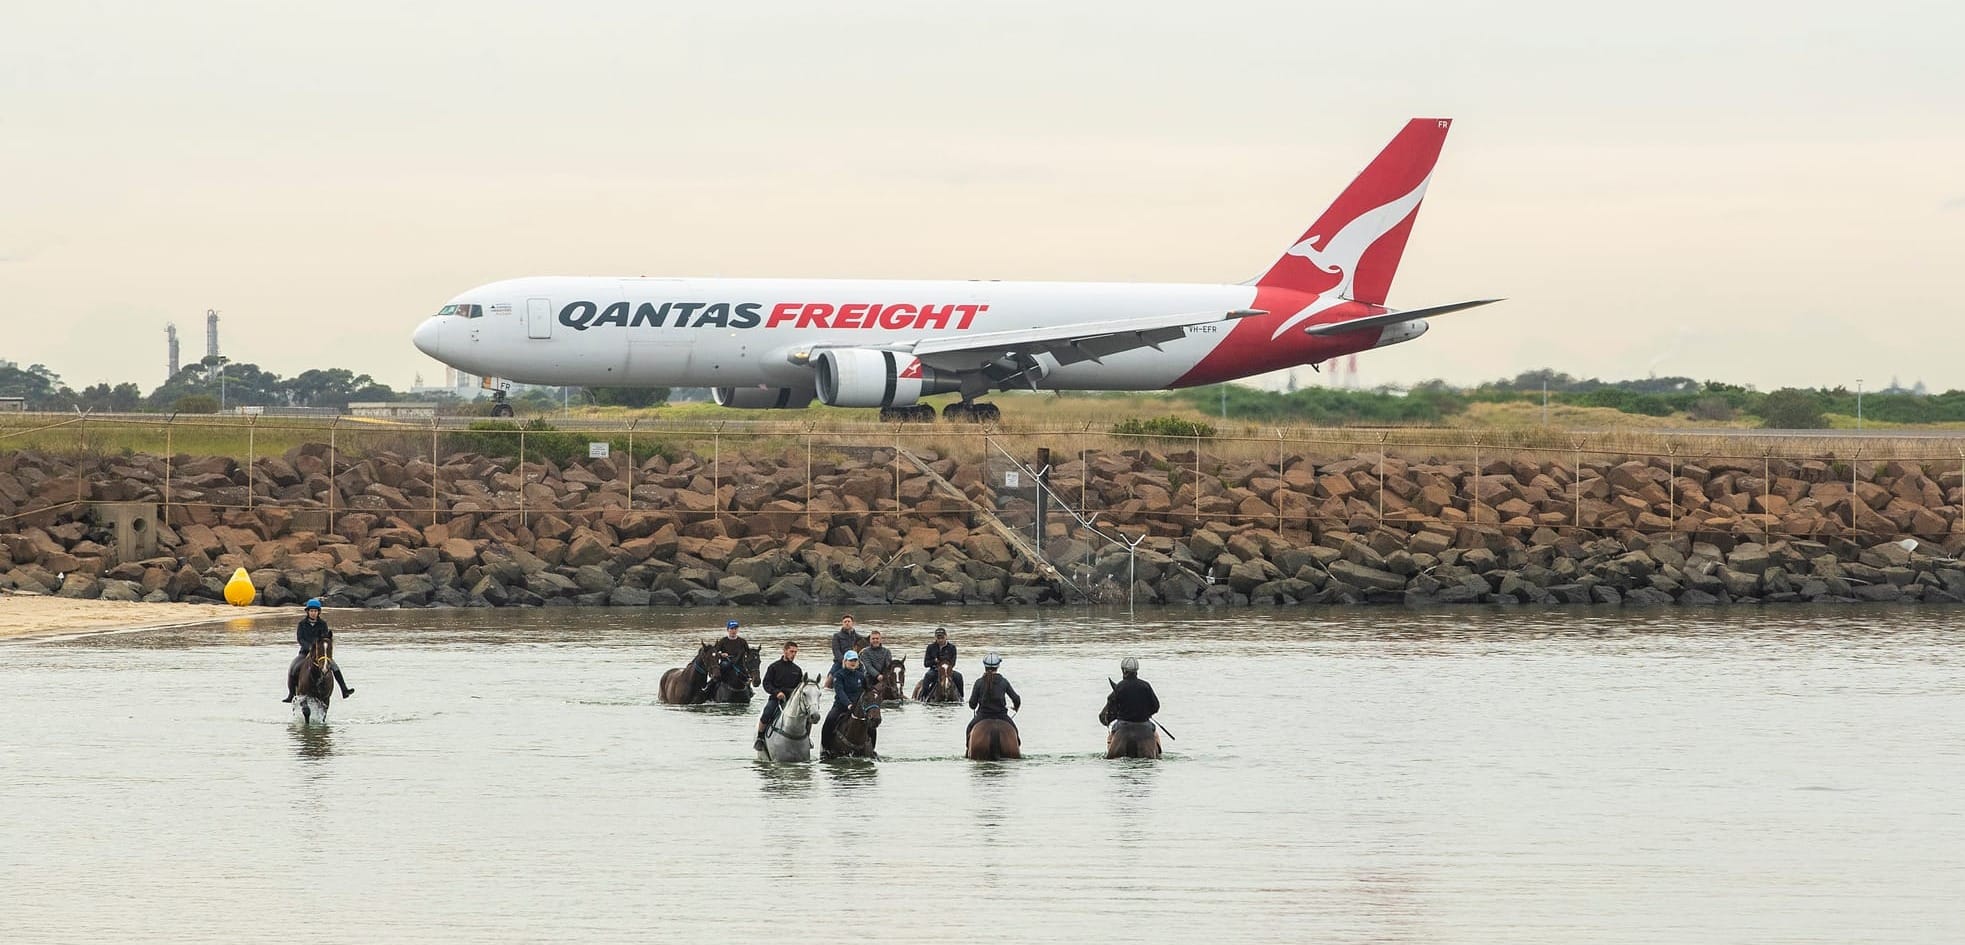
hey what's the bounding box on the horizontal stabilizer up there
[1302,298,1502,336]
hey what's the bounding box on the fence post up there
[1377,432,1389,526]
[518,428,528,528]
[1193,434,1202,521]
[1573,439,1584,534]
[1666,443,1677,538]
[327,418,338,534]
[626,419,638,512]
[713,423,723,523]
[805,424,814,532]
[246,414,256,512]
[430,417,441,527]
[1764,451,1773,544]
[164,414,176,526]
[1472,437,1482,527]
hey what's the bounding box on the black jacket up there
[1102,676,1160,724]
[831,629,865,664]
[969,672,1020,717]
[715,635,750,661]
[295,616,331,649]
[761,658,802,698]
[859,644,893,677]
[922,641,956,671]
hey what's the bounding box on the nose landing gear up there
[489,390,514,418]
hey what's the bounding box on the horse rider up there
[858,630,894,684]
[754,640,803,752]
[716,619,750,681]
[283,598,353,702]
[1100,657,1160,727]
[825,614,865,687]
[716,619,749,662]
[822,649,872,751]
[915,626,962,698]
[966,651,1020,736]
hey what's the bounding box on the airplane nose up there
[412,317,446,359]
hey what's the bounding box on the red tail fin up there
[1255,118,1451,306]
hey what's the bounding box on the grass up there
[5,404,1964,472]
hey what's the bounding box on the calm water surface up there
[4,606,1962,944]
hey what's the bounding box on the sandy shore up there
[0,593,283,641]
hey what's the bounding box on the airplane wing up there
[1301,298,1502,336]
[903,307,1266,371]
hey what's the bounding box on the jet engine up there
[814,349,961,407]
[712,386,817,409]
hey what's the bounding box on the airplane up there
[412,118,1497,421]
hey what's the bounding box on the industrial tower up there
[166,324,180,380]
[205,309,220,360]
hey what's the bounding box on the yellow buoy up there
[224,567,256,607]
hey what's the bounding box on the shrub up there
[1757,388,1826,429]
[173,394,219,414]
[1686,395,1737,422]
[1112,416,1216,438]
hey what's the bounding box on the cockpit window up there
[436,303,484,318]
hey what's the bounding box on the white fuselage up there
[411,276,1388,395]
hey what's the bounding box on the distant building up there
[348,402,439,420]
[0,396,26,412]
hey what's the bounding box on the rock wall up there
[1,443,1962,608]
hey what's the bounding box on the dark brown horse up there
[907,664,962,699]
[821,694,882,760]
[659,642,722,705]
[913,663,963,703]
[870,661,907,703]
[966,718,1020,760]
[292,636,335,724]
[1105,722,1162,759]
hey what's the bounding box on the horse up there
[1105,721,1162,759]
[292,636,335,725]
[760,675,824,763]
[870,660,907,703]
[821,693,882,761]
[658,642,722,705]
[710,650,756,704]
[913,662,963,703]
[966,717,1021,760]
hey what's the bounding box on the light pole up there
[1856,378,1864,430]
[214,356,231,412]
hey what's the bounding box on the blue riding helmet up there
[726,620,740,630]
[305,598,322,610]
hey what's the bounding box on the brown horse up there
[659,642,722,705]
[966,718,1021,760]
[292,636,335,724]
[870,661,907,703]
[821,694,882,760]
[913,663,963,703]
[1105,722,1162,759]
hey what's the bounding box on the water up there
[4,606,1963,944]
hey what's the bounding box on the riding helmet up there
[305,598,322,610]
[726,620,740,630]
[982,651,1003,668]
[1120,657,1140,673]
[842,650,859,661]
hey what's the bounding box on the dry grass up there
[4,408,1964,471]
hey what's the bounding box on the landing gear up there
[942,402,1000,424]
[878,404,939,423]
[489,390,514,418]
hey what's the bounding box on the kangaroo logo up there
[1271,174,1432,339]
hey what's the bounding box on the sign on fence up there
[1005,470,1020,488]
[588,442,610,459]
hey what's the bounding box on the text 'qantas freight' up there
[412,118,1498,422]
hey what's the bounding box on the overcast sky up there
[3,0,1959,393]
